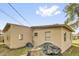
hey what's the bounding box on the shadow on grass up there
[0,44,29,56]
[63,45,79,56]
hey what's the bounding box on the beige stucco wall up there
[33,27,72,53]
[33,27,62,48]
[61,27,72,53]
[4,25,32,49]
[4,25,12,47]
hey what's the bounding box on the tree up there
[64,3,79,29]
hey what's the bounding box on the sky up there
[0,3,79,33]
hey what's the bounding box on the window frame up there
[64,32,66,41]
[34,32,38,36]
[45,31,51,41]
[6,35,10,41]
[70,33,72,40]
[18,34,23,40]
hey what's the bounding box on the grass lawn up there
[0,39,79,56]
[63,39,79,56]
[0,44,31,56]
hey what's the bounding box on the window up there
[6,35,10,41]
[7,36,8,40]
[45,31,51,41]
[64,32,66,41]
[3,40,4,43]
[70,33,72,40]
[34,32,38,36]
[19,34,23,40]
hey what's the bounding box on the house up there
[3,23,32,49]
[3,23,74,53]
[32,24,74,53]
[0,30,4,42]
